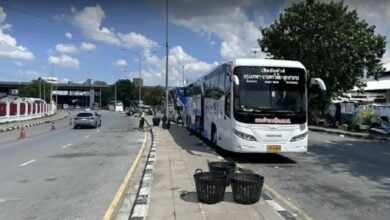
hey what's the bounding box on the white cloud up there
[59,78,70,83]
[73,5,120,45]
[0,7,34,60]
[55,43,78,53]
[23,70,41,78]
[341,0,390,64]
[73,5,157,50]
[0,6,5,23]
[65,32,72,39]
[80,42,96,51]
[118,32,156,49]
[140,46,216,86]
[17,70,48,80]
[1,23,11,30]
[169,3,262,60]
[114,59,127,67]
[48,54,80,69]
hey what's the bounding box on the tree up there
[19,78,52,103]
[259,0,386,98]
[142,86,165,106]
[116,79,136,107]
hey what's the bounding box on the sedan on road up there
[73,111,101,129]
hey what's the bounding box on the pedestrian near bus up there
[139,111,145,130]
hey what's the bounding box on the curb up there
[262,183,311,220]
[129,120,156,220]
[0,113,70,133]
[309,126,390,142]
[234,163,303,220]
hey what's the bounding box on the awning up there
[353,76,390,91]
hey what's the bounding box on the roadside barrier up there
[19,126,26,139]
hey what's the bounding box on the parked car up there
[73,111,101,129]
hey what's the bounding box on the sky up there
[1,0,390,86]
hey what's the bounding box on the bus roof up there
[184,58,306,86]
[230,58,305,69]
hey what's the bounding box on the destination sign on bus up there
[242,67,302,85]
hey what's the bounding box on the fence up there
[0,101,54,123]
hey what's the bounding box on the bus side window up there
[225,92,231,117]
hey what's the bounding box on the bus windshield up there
[234,66,307,124]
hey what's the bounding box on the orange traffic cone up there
[51,121,56,130]
[19,126,26,139]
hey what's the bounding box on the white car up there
[73,111,102,129]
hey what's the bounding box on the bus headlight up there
[233,129,257,141]
[290,132,308,142]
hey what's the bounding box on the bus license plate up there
[267,145,281,153]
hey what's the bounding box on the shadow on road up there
[167,124,297,164]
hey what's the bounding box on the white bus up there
[167,87,191,123]
[186,58,325,153]
[108,100,124,112]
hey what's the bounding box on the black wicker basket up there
[208,161,236,186]
[231,172,264,204]
[193,169,227,204]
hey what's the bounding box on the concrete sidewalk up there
[0,110,70,133]
[138,122,285,220]
[309,125,390,142]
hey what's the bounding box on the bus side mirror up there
[310,78,326,91]
[232,75,239,86]
[232,75,240,97]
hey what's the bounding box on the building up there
[351,64,390,103]
[133,78,143,87]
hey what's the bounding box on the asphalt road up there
[0,111,144,220]
[219,131,390,220]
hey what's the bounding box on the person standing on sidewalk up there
[139,111,145,130]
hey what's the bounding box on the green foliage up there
[142,86,165,106]
[354,108,376,125]
[259,0,386,97]
[100,79,135,107]
[19,78,52,103]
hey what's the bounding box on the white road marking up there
[346,143,354,146]
[19,159,36,167]
[0,198,22,203]
[85,135,90,138]
[62,144,71,149]
[326,140,337,144]
[265,200,286,211]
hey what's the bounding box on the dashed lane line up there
[19,159,36,167]
[85,135,90,138]
[62,144,71,149]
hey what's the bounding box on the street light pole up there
[182,65,185,86]
[114,76,117,108]
[138,53,141,105]
[39,78,41,99]
[165,0,169,122]
[122,48,142,106]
